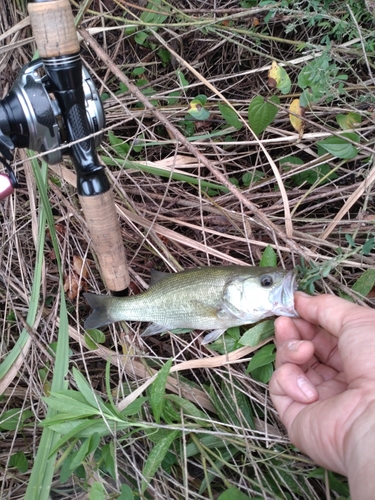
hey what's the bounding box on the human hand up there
[269,292,375,497]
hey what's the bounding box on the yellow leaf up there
[289,99,305,138]
[268,61,291,94]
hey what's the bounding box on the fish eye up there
[260,274,273,287]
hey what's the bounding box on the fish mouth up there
[269,270,298,317]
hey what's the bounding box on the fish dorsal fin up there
[150,269,170,286]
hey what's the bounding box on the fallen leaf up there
[63,274,80,300]
[289,99,305,138]
[72,255,89,279]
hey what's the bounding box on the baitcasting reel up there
[0,58,105,200]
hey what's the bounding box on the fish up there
[83,266,298,344]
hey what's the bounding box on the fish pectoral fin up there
[216,302,244,321]
[202,329,226,345]
[141,323,170,337]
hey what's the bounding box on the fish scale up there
[84,266,298,344]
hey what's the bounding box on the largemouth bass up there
[84,266,298,344]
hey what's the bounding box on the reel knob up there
[0,173,15,200]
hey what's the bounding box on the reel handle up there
[28,0,130,292]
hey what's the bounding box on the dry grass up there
[1,0,375,498]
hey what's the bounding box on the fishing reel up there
[0,58,105,200]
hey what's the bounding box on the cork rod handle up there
[28,0,130,292]
[28,0,80,58]
[79,191,130,292]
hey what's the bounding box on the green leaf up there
[298,55,329,89]
[88,481,105,500]
[134,31,148,46]
[218,487,253,500]
[291,163,337,186]
[217,379,254,428]
[0,408,33,431]
[166,395,208,422]
[345,233,356,247]
[161,450,178,473]
[84,329,106,350]
[226,325,241,340]
[140,0,170,24]
[157,48,171,65]
[280,155,337,187]
[118,484,135,500]
[280,155,304,172]
[70,438,90,471]
[102,442,116,479]
[248,95,279,136]
[108,131,129,156]
[361,237,375,255]
[209,334,240,354]
[185,434,228,458]
[120,396,148,416]
[46,419,137,439]
[72,368,111,415]
[218,103,242,130]
[275,67,291,94]
[9,451,29,473]
[336,112,361,130]
[165,90,180,105]
[239,320,275,346]
[246,344,275,373]
[88,432,101,455]
[251,362,274,383]
[242,170,264,186]
[188,95,210,120]
[150,359,173,423]
[142,430,179,492]
[352,269,375,297]
[132,67,145,76]
[47,421,110,456]
[260,245,277,267]
[300,88,315,108]
[176,70,189,88]
[60,454,76,483]
[317,133,359,159]
[42,393,100,417]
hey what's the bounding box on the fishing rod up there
[0,0,130,293]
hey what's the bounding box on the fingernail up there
[287,340,304,351]
[297,377,316,400]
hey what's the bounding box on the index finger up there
[294,292,371,339]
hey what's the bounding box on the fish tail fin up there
[83,292,116,330]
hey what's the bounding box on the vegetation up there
[1,0,375,498]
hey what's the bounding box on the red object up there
[0,173,14,200]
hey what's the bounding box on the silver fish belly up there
[83,266,298,344]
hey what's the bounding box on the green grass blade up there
[101,157,229,193]
[24,158,69,500]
